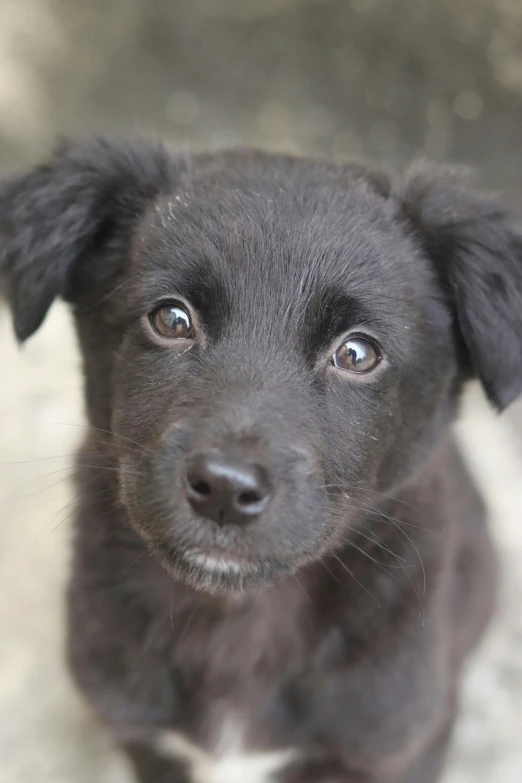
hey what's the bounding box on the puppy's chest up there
[156,708,300,783]
[164,596,320,781]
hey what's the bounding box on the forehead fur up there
[130,151,446,359]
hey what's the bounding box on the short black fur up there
[2,137,521,783]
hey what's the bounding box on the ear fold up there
[401,161,522,411]
[0,136,173,341]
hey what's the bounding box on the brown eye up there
[332,336,381,373]
[150,303,194,339]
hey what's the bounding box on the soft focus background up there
[0,1,521,781]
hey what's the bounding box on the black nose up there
[185,452,272,526]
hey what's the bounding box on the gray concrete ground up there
[1,2,522,781]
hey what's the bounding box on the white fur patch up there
[155,719,298,783]
[184,552,244,574]
[183,550,260,577]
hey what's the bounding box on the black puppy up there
[1,137,521,783]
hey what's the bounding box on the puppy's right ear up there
[0,137,173,341]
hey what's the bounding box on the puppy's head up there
[2,138,521,593]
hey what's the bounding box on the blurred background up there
[0,1,521,781]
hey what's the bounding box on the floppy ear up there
[401,162,522,411]
[0,136,173,341]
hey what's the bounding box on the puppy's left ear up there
[0,136,173,341]
[401,162,522,411]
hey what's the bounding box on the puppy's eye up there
[150,303,194,339]
[331,336,381,373]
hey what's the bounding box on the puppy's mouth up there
[180,546,278,593]
[154,540,295,594]
[183,547,260,577]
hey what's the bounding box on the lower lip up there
[182,549,258,575]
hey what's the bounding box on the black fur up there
[2,137,520,782]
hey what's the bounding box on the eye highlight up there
[331,336,381,374]
[149,303,194,340]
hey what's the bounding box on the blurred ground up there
[0,1,521,781]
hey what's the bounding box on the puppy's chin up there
[154,543,295,595]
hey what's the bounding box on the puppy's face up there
[110,168,454,593]
[2,141,522,593]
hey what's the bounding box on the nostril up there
[238,489,263,506]
[189,479,211,497]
